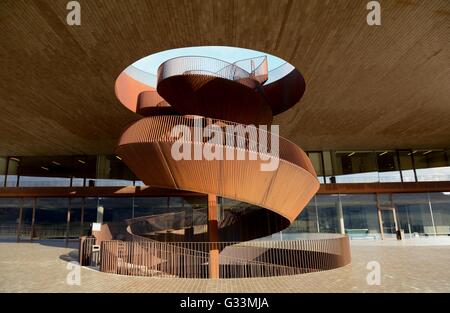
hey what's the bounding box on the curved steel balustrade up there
[81,234,351,279]
[156,56,272,125]
[157,55,268,86]
[87,53,351,278]
[116,115,318,224]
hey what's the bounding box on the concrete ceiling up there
[0,0,449,156]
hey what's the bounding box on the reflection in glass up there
[35,198,68,239]
[414,150,450,181]
[68,198,83,238]
[429,192,450,235]
[93,155,135,186]
[333,151,378,183]
[289,198,318,233]
[133,197,169,218]
[17,156,73,187]
[19,198,34,239]
[75,156,95,188]
[341,194,380,239]
[376,150,401,182]
[6,158,19,187]
[394,193,434,237]
[71,177,85,187]
[0,156,7,187]
[0,198,19,237]
[83,197,98,235]
[316,195,340,233]
[323,151,334,184]
[99,197,133,222]
[380,209,397,237]
[397,150,416,182]
[307,152,324,184]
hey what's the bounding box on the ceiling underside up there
[0,0,449,156]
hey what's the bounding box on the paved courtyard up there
[1,238,450,292]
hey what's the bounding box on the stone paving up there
[0,239,449,292]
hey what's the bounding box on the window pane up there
[17,156,71,187]
[289,198,318,233]
[6,158,19,187]
[71,177,85,187]
[341,194,380,239]
[0,156,7,187]
[0,198,20,238]
[307,152,324,183]
[83,197,98,235]
[35,198,68,239]
[99,197,133,223]
[133,197,169,218]
[429,192,450,236]
[68,198,83,238]
[323,151,334,183]
[74,156,95,187]
[393,193,433,237]
[376,151,401,182]
[333,151,378,183]
[316,195,340,233]
[93,155,134,186]
[414,150,450,182]
[19,198,34,239]
[398,150,416,182]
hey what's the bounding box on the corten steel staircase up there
[81,56,351,278]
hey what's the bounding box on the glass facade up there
[35,198,69,239]
[316,195,340,233]
[341,194,380,239]
[429,192,450,235]
[0,192,449,241]
[394,193,434,236]
[284,192,450,240]
[0,150,449,241]
[0,155,138,188]
[0,198,19,238]
[0,150,448,188]
[0,195,209,240]
[307,149,450,184]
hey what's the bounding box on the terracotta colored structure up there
[84,55,350,278]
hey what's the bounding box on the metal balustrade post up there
[207,194,220,279]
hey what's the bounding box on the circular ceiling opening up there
[116,46,296,112]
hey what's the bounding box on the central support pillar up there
[207,194,219,279]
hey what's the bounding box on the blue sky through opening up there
[133,46,287,74]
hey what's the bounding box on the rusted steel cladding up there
[116,116,319,224]
[263,69,306,115]
[157,75,273,125]
[137,91,178,116]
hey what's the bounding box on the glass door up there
[380,208,398,239]
[18,198,35,241]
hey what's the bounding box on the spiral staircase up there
[81,55,351,278]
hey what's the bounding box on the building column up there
[376,194,385,240]
[208,194,219,279]
[96,205,104,224]
[16,198,23,242]
[337,195,345,234]
[30,198,36,242]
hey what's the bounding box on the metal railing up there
[79,236,100,267]
[265,62,295,84]
[117,115,316,176]
[157,55,268,89]
[97,234,350,279]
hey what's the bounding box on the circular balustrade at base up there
[81,234,351,279]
